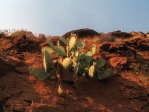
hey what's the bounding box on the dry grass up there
[84,36,100,44]
[99,35,115,43]
[79,35,100,44]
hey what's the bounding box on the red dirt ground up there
[0,62,149,112]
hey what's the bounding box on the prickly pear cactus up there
[30,33,113,95]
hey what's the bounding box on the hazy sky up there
[0,0,149,35]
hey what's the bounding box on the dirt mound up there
[11,30,41,52]
[63,28,99,38]
[12,35,39,52]
[0,31,41,58]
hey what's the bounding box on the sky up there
[0,0,149,36]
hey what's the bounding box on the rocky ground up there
[0,29,149,112]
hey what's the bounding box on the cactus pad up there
[96,59,105,68]
[88,65,95,77]
[43,51,51,72]
[91,44,96,55]
[76,41,85,49]
[85,56,92,64]
[97,69,113,80]
[87,51,93,56]
[41,47,55,54]
[69,35,77,51]
[60,37,67,45]
[30,68,50,80]
[54,46,66,56]
[62,57,72,69]
[78,53,86,60]
[48,40,55,48]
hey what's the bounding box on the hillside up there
[0,29,149,112]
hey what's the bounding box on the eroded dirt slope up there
[0,63,149,112]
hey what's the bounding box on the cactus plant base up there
[60,70,74,82]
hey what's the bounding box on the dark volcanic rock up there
[63,28,99,38]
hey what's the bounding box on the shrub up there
[11,30,37,41]
[0,31,8,38]
[10,30,40,52]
